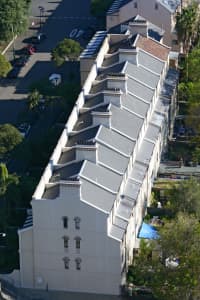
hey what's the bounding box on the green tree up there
[184,102,200,135]
[0,124,23,158]
[0,163,18,196]
[0,54,11,77]
[181,48,200,82]
[0,0,29,41]
[51,38,82,66]
[167,178,200,218]
[0,163,8,183]
[129,213,200,300]
[176,3,200,53]
[27,89,41,110]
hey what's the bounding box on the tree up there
[0,0,29,41]
[167,178,200,218]
[0,54,12,77]
[128,213,200,300]
[0,163,8,183]
[27,89,41,110]
[0,163,18,196]
[51,38,82,66]
[0,124,23,158]
[176,3,200,53]
[185,102,200,135]
[181,48,200,83]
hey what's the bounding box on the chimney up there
[103,90,122,107]
[119,47,138,66]
[107,74,127,94]
[92,111,112,128]
[75,142,97,163]
[128,19,148,37]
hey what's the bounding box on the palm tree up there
[176,3,200,53]
[27,89,41,110]
[0,163,8,184]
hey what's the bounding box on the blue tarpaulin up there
[138,222,159,239]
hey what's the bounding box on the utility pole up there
[38,6,45,30]
[11,24,15,60]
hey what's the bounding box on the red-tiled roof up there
[136,36,170,61]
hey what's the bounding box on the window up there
[63,257,70,269]
[62,216,68,229]
[63,236,69,249]
[134,2,137,8]
[155,2,158,9]
[75,236,81,249]
[75,258,82,270]
[74,217,81,229]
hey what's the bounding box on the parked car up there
[12,55,29,67]
[7,66,21,79]
[31,33,46,44]
[22,44,36,55]
[17,123,31,137]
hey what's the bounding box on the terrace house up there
[15,27,178,296]
[106,0,181,50]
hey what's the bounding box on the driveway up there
[0,0,96,125]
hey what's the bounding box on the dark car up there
[7,66,21,79]
[31,33,46,44]
[21,44,36,55]
[12,55,29,67]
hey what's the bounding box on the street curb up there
[1,36,17,56]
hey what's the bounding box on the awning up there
[138,222,159,239]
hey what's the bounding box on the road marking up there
[69,28,85,39]
[69,28,78,38]
[76,29,84,38]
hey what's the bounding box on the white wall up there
[18,227,34,288]
[31,184,121,295]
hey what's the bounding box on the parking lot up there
[0,0,96,125]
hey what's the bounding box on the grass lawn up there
[0,41,8,53]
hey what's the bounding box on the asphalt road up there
[0,0,96,125]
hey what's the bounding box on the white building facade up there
[16,29,178,295]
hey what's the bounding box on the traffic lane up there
[16,59,80,93]
[0,100,26,125]
[16,60,62,92]
[31,0,91,19]
[5,0,95,59]
[37,18,96,52]
[52,0,91,17]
